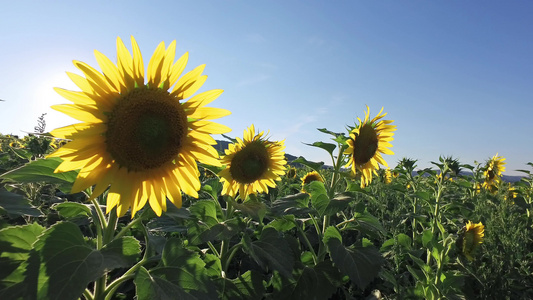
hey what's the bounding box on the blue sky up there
[1,1,532,175]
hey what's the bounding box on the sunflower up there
[344,106,396,188]
[286,166,297,179]
[301,170,324,193]
[458,221,485,261]
[219,125,286,200]
[48,36,231,217]
[482,153,506,192]
[383,168,392,184]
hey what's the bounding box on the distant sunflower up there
[344,106,396,187]
[482,153,506,191]
[301,170,324,193]
[458,221,485,261]
[384,168,392,184]
[48,36,231,217]
[219,125,286,200]
[286,166,297,179]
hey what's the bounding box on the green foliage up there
[0,133,532,299]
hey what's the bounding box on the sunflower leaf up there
[323,226,383,290]
[291,156,324,173]
[303,141,336,156]
[135,266,199,300]
[33,222,106,300]
[241,227,294,279]
[218,270,265,300]
[0,157,78,192]
[0,223,44,299]
[0,189,42,217]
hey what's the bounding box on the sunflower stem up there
[90,197,106,250]
[295,220,318,265]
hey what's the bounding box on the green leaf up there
[266,215,296,232]
[198,219,244,243]
[154,238,217,297]
[273,264,339,300]
[291,156,324,173]
[323,226,383,290]
[422,230,434,248]
[308,181,330,216]
[189,200,219,227]
[219,270,265,300]
[135,266,199,300]
[228,195,267,223]
[53,202,91,219]
[270,193,311,216]
[0,223,44,299]
[303,142,336,156]
[0,157,79,192]
[396,233,413,249]
[101,236,141,271]
[242,227,294,278]
[34,222,105,300]
[0,189,42,217]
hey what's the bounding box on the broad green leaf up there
[303,141,336,156]
[0,223,44,298]
[189,200,219,227]
[307,181,329,216]
[200,178,223,200]
[53,202,91,219]
[323,226,383,290]
[101,236,141,271]
[219,270,265,300]
[34,222,105,300]
[228,195,267,223]
[198,219,244,243]
[0,189,42,217]
[396,233,413,249]
[242,227,294,278]
[0,157,79,192]
[422,230,433,248]
[291,156,324,173]
[270,193,311,216]
[135,266,199,300]
[272,264,338,300]
[154,238,217,297]
[266,215,296,232]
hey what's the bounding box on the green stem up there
[103,208,118,244]
[90,198,106,250]
[223,243,242,273]
[104,223,151,300]
[82,288,94,300]
[295,221,318,265]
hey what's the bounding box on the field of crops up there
[1,130,532,300]
[1,37,532,300]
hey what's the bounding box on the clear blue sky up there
[1,1,532,175]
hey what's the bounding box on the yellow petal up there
[51,104,105,123]
[187,107,231,120]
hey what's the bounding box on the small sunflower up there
[384,168,392,184]
[286,166,297,179]
[344,106,396,187]
[301,170,324,193]
[482,153,506,192]
[458,221,485,261]
[219,125,286,200]
[48,36,231,217]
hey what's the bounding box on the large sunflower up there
[48,36,231,217]
[219,125,286,200]
[482,153,506,191]
[344,106,396,187]
[458,221,485,261]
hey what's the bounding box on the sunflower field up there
[1,38,532,300]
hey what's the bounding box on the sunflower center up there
[229,141,270,184]
[303,174,321,184]
[106,87,188,171]
[352,123,378,165]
